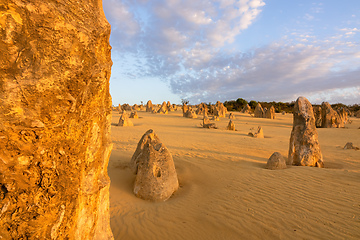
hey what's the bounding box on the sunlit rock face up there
[320,102,343,128]
[254,103,264,118]
[265,106,276,119]
[0,1,113,239]
[288,97,323,168]
[131,129,179,201]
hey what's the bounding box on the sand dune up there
[108,110,360,240]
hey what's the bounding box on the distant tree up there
[249,100,257,109]
[181,99,189,105]
[236,98,248,110]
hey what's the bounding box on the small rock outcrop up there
[158,101,169,114]
[266,152,287,170]
[214,101,227,117]
[254,103,264,118]
[130,130,179,201]
[184,108,198,118]
[118,111,134,126]
[146,100,153,112]
[226,120,236,131]
[241,104,251,114]
[129,111,139,119]
[202,116,217,129]
[288,97,323,167]
[248,126,264,138]
[343,142,359,150]
[211,116,220,121]
[265,106,276,119]
[229,113,235,119]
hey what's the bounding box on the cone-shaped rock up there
[266,152,287,170]
[131,130,179,201]
[254,103,264,118]
[241,104,252,114]
[226,120,236,131]
[288,97,323,167]
[118,111,133,126]
[185,108,197,118]
[0,1,113,238]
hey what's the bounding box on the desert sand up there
[108,110,360,240]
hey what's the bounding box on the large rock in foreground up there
[288,97,324,167]
[0,1,113,239]
[131,130,179,201]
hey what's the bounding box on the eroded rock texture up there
[241,104,251,114]
[266,152,287,170]
[0,1,113,239]
[265,106,276,119]
[131,130,179,201]
[254,103,264,118]
[320,102,343,128]
[226,120,235,131]
[146,100,153,112]
[288,97,323,167]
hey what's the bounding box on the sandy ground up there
[108,110,360,240]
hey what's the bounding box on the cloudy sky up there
[103,0,360,105]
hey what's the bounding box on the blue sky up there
[103,0,360,105]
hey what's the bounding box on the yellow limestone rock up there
[288,97,324,167]
[266,152,287,170]
[248,126,264,138]
[0,0,113,239]
[130,130,179,201]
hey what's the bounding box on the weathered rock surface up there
[254,103,264,118]
[248,126,264,138]
[337,108,348,126]
[211,116,220,121]
[202,116,217,129]
[214,101,227,117]
[288,97,323,167]
[266,152,287,170]
[146,100,153,112]
[0,1,113,239]
[184,108,198,118]
[226,120,236,131]
[118,111,133,126]
[229,113,235,119]
[129,111,139,119]
[265,106,276,119]
[343,142,359,150]
[196,102,208,115]
[182,104,189,117]
[131,130,179,201]
[313,106,322,128]
[320,102,343,128]
[158,101,168,114]
[241,104,251,114]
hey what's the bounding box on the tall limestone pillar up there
[0,0,113,239]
